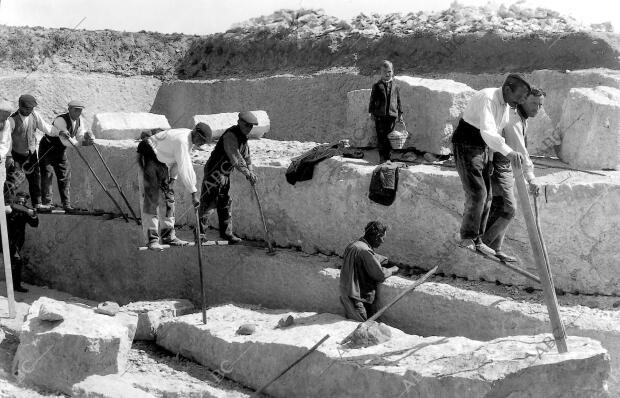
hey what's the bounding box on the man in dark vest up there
[199,111,258,243]
[5,94,54,208]
[38,100,95,213]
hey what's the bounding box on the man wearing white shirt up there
[0,101,13,180]
[5,94,53,208]
[137,124,210,251]
[482,88,545,262]
[39,100,94,213]
[451,74,530,257]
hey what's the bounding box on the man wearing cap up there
[451,74,530,257]
[199,111,258,243]
[38,100,94,213]
[137,123,211,251]
[5,94,54,208]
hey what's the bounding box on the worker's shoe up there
[221,232,242,244]
[147,241,168,251]
[163,237,190,246]
[474,238,496,257]
[36,204,53,212]
[63,205,77,214]
[495,251,517,263]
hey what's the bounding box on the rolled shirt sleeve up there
[33,111,54,135]
[173,140,197,193]
[479,99,513,156]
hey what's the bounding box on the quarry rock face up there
[559,86,620,170]
[396,76,475,154]
[122,299,195,341]
[193,110,269,140]
[156,305,610,398]
[346,89,375,147]
[13,297,137,394]
[93,112,171,140]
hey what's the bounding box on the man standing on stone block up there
[38,100,95,213]
[5,94,54,208]
[137,124,210,251]
[482,88,545,262]
[339,221,399,321]
[199,112,258,244]
[369,60,403,163]
[451,74,530,257]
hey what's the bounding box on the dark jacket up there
[368,80,402,118]
[4,204,39,259]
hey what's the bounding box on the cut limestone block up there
[13,297,138,394]
[93,112,171,140]
[122,299,195,341]
[396,76,476,155]
[559,86,620,170]
[157,305,610,398]
[72,374,156,398]
[192,110,269,140]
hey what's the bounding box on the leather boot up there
[218,211,241,244]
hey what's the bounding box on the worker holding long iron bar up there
[339,221,399,321]
[38,100,95,214]
[451,74,530,257]
[482,88,545,262]
[137,124,211,251]
[199,111,258,244]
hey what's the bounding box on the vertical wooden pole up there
[0,187,16,318]
[513,160,567,353]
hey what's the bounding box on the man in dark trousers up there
[5,94,54,208]
[39,100,95,213]
[368,60,403,163]
[199,111,258,243]
[339,221,399,321]
[451,74,530,257]
[2,191,39,293]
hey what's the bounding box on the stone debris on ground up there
[121,299,195,341]
[72,374,156,398]
[37,301,66,322]
[95,301,120,316]
[340,320,392,349]
[236,323,257,335]
[276,315,295,328]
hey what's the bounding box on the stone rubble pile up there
[226,2,613,40]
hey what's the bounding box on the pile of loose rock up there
[226,2,614,40]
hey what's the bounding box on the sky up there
[0,0,618,34]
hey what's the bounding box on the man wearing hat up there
[38,100,94,213]
[5,94,54,208]
[137,123,211,251]
[451,74,530,258]
[199,111,258,243]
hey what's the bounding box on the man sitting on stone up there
[482,88,545,262]
[368,60,403,163]
[451,74,530,257]
[199,111,258,244]
[38,100,94,213]
[339,221,399,321]
[5,94,54,208]
[137,124,211,251]
[1,191,39,293]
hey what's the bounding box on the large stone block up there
[396,76,475,154]
[558,86,620,170]
[520,106,557,156]
[122,299,195,341]
[92,112,171,140]
[13,297,138,394]
[157,306,610,398]
[193,111,269,140]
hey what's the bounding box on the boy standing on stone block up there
[368,60,403,163]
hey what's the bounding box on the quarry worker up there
[451,74,530,257]
[0,100,13,188]
[137,124,211,251]
[199,111,258,244]
[38,100,95,213]
[1,191,39,293]
[482,88,545,262]
[369,60,403,163]
[339,221,399,321]
[5,94,54,208]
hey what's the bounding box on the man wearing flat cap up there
[199,111,258,243]
[38,100,95,213]
[5,94,54,208]
[137,123,211,251]
[451,74,530,260]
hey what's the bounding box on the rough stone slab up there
[157,305,610,398]
[559,86,620,170]
[0,72,160,131]
[92,112,171,140]
[122,299,195,341]
[72,374,156,398]
[193,111,269,140]
[13,297,138,394]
